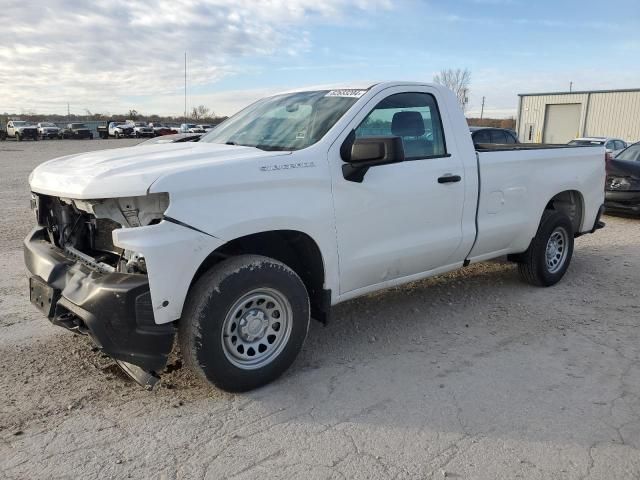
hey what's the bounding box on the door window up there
[473,129,491,144]
[490,129,507,144]
[355,92,446,160]
[504,131,517,144]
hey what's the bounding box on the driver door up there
[329,86,468,294]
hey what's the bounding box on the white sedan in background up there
[569,137,627,159]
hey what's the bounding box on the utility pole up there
[67,103,70,122]
[480,96,485,120]
[184,52,187,121]
[569,81,573,93]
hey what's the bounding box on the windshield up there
[71,123,86,128]
[616,143,640,162]
[568,139,605,146]
[40,122,55,127]
[200,90,361,151]
[13,121,26,126]
[135,122,146,126]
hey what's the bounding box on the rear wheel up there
[179,255,310,392]
[517,210,574,286]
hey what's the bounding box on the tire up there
[16,133,21,141]
[115,131,120,139]
[179,254,310,392]
[135,132,140,138]
[517,210,574,287]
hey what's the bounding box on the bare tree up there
[191,105,213,121]
[128,109,139,120]
[433,68,471,111]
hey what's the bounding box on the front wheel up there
[517,210,574,286]
[179,255,310,392]
[16,133,21,141]
[115,131,120,139]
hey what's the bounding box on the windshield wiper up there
[225,141,237,145]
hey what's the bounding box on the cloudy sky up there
[1,0,639,118]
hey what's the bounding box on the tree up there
[433,68,471,111]
[191,105,213,121]
[128,109,139,120]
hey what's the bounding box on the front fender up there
[112,220,224,324]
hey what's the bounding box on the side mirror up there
[340,131,405,182]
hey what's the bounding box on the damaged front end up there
[24,192,175,388]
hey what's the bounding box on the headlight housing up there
[72,193,170,228]
[607,176,639,191]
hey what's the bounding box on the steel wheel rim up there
[545,226,569,274]
[221,288,293,370]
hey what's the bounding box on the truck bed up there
[469,144,605,262]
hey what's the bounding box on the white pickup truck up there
[7,120,38,141]
[25,82,605,391]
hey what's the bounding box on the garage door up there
[542,103,582,144]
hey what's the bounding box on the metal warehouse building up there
[516,88,640,144]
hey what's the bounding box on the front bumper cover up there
[24,227,175,385]
[605,190,640,214]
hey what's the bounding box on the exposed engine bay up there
[32,193,169,274]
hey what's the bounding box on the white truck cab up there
[127,121,154,138]
[25,82,605,391]
[7,120,38,141]
[180,123,205,133]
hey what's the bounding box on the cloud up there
[0,0,391,115]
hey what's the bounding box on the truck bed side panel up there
[469,146,604,260]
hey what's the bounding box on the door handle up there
[438,174,462,184]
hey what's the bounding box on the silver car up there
[569,137,628,159]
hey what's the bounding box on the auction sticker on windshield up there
[325,89,367,98]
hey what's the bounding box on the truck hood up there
[29,143,290,199]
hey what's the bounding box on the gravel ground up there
[1,139,639,480]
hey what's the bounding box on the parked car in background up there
[0,122,7,141]
[470,127,518,146]
[180,123,206,133]
[605,142,640,215]
[58,123,93,139]
[37,122,60,139]
[197,124,214,132]
[138,133,203,145]
[6,120,38,141]
[129,121,154,138]
[108,122,134,138]
[569,137,627,160]
[149,123,176,136]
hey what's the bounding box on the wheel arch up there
[543,189,585,234]
[189,229,330,324]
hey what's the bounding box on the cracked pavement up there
[1,140,639,479]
